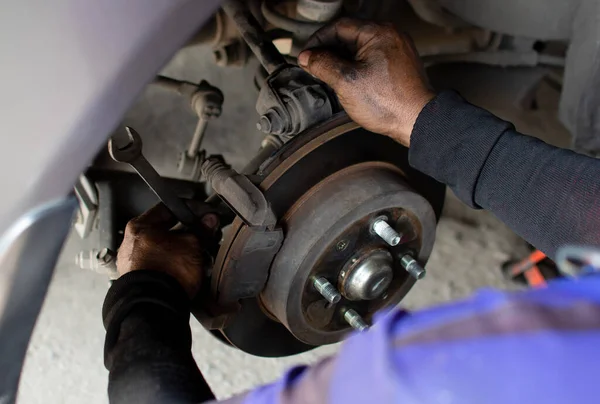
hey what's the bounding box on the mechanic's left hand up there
[117,203,209,298]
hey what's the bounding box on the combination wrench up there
[108,127,200,229]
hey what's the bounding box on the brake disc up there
[212,114,444,357]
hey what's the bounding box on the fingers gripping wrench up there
[108,127,199,228]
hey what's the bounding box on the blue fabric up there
[241,276,600,404]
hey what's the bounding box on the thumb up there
[298,49,353,90]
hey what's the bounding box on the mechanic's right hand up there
[298,18,435,146]
[117,203,209,298]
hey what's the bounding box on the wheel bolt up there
[343,308,369,331]
[400,254,426,280]
[372,218,401,246]
[256,115,272,133]
[313,277,342,304]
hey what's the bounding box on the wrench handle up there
[131,156,198,227]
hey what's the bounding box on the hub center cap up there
[339,249,394,301]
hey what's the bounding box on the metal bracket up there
[202,156,277,229]
[215,226,284,305]
[73,175,98,239]
[256,65,338,138]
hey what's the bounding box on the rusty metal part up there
[212,225,284,305]
[153,77,224,181]
[153,75,199,97]
[223,0,287,74]
[187,82,223,155]
[262,0,330,53]
[180,81,224,181]
[213,39,250,67]
[214,114,445,356]
[256,65,338,137]
[187,9,244,49]
[241,135,283,175]
[260,162,436,346]
[221,0,337,137]
[261,0,323,39]
[202,156,277,229]
[189,81,224,121]
[215,298,313,357]
[73,174,98,239]
[152,77,223,120]
[297,0,343,22]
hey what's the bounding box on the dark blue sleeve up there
[409,91,600,258]
[103,270,214,404]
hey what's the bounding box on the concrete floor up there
[17,45,569,402]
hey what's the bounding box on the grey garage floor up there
[17,45,569,403]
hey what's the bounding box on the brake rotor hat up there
[260,162,436,345]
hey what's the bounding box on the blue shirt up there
[229,275,600,404]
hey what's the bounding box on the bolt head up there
[213,49,226,66]
[204,105,222,117]
[260,109,285,135]
[200,213,220,231]
[257,115,272,133]
[336,239,348,251]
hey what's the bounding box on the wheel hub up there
[260,161,436,345]
[339,248,394,301]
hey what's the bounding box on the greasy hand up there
[298,18,434,146]
[117,203,205,298]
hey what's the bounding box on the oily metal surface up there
[215,113,445,356]
[260,162,436,345]
[338,248,394,301]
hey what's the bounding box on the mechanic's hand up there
[117,203,207,298]
[298,18,434,146]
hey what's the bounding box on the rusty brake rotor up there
[211,113,444,357]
